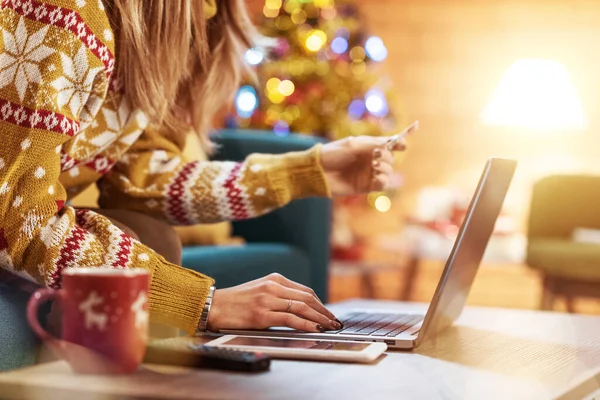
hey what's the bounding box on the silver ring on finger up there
[286,298,293,313]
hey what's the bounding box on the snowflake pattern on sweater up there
[0,0,329,334]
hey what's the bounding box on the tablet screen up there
[224,337,370,351]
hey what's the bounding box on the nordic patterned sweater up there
[0,0,330,334]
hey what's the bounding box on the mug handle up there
[26,288,67,355]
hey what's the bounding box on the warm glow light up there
[278,80,295,96]
[374,195,391,213]
[244,48,264,66]
[235,86,258,118]
[305,30,327,52]
[284,0,299,13]
[365,36,387,62]
[267,91,285,104]
[351,61,366,75]
[320,7,337,20]
[331,37,348,54]
[365,89,388,117]
[349,46,365,62]
[273,120,290,136]
[266,77,284,104]
[481,59,587,131]
[266,78,281,93]
[265,0,282,10]
[290,9,307,24]
[348,99,366,119]
[314,0,332,7]
[263,6,279,18]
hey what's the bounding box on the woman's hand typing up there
[207,273,342,333]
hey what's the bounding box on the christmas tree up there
[228,0,399,140]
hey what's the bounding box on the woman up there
[0,0,414,335]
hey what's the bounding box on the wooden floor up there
[329,259,600,314]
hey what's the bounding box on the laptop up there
[222,158,517,349]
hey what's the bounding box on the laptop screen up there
[416,158,517,345]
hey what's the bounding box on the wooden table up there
[1,299,600,400]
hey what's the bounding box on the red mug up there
[27,267,150,374]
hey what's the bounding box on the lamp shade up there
[481,59,587,131]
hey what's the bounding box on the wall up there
[357,0,600,229]
[248,0,600,233]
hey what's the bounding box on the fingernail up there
[331,320,342,330]
[385,140,396,152]
[335,319,344,329]
[316,324,326,333]
[373,149,382,159]
[372,160,380,168]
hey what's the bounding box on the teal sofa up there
[0,129,332,371]
[0,284,41,371]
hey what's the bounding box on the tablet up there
[205,335,387,363]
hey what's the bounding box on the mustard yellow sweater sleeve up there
[0,1,213,334]
[97,127,332,225]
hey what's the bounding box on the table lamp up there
[481,58,587,131]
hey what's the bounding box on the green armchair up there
[526,175,600,311]
[181,129,332,301]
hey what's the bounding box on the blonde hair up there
[109,0,260,149]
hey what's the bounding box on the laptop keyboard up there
[332,312,423,337]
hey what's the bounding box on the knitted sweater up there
[0,0,330,334]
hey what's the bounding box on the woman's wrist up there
[196,285,216,333]
[249,146,331,204]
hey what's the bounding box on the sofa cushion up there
[527,239,600,281]
[182,244,312,289]
[0,284,39,371]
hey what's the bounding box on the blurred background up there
[233,0,600,312]
[73,0,600,314]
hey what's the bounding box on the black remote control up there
[143,338,271,372]
[188,344,271,372]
